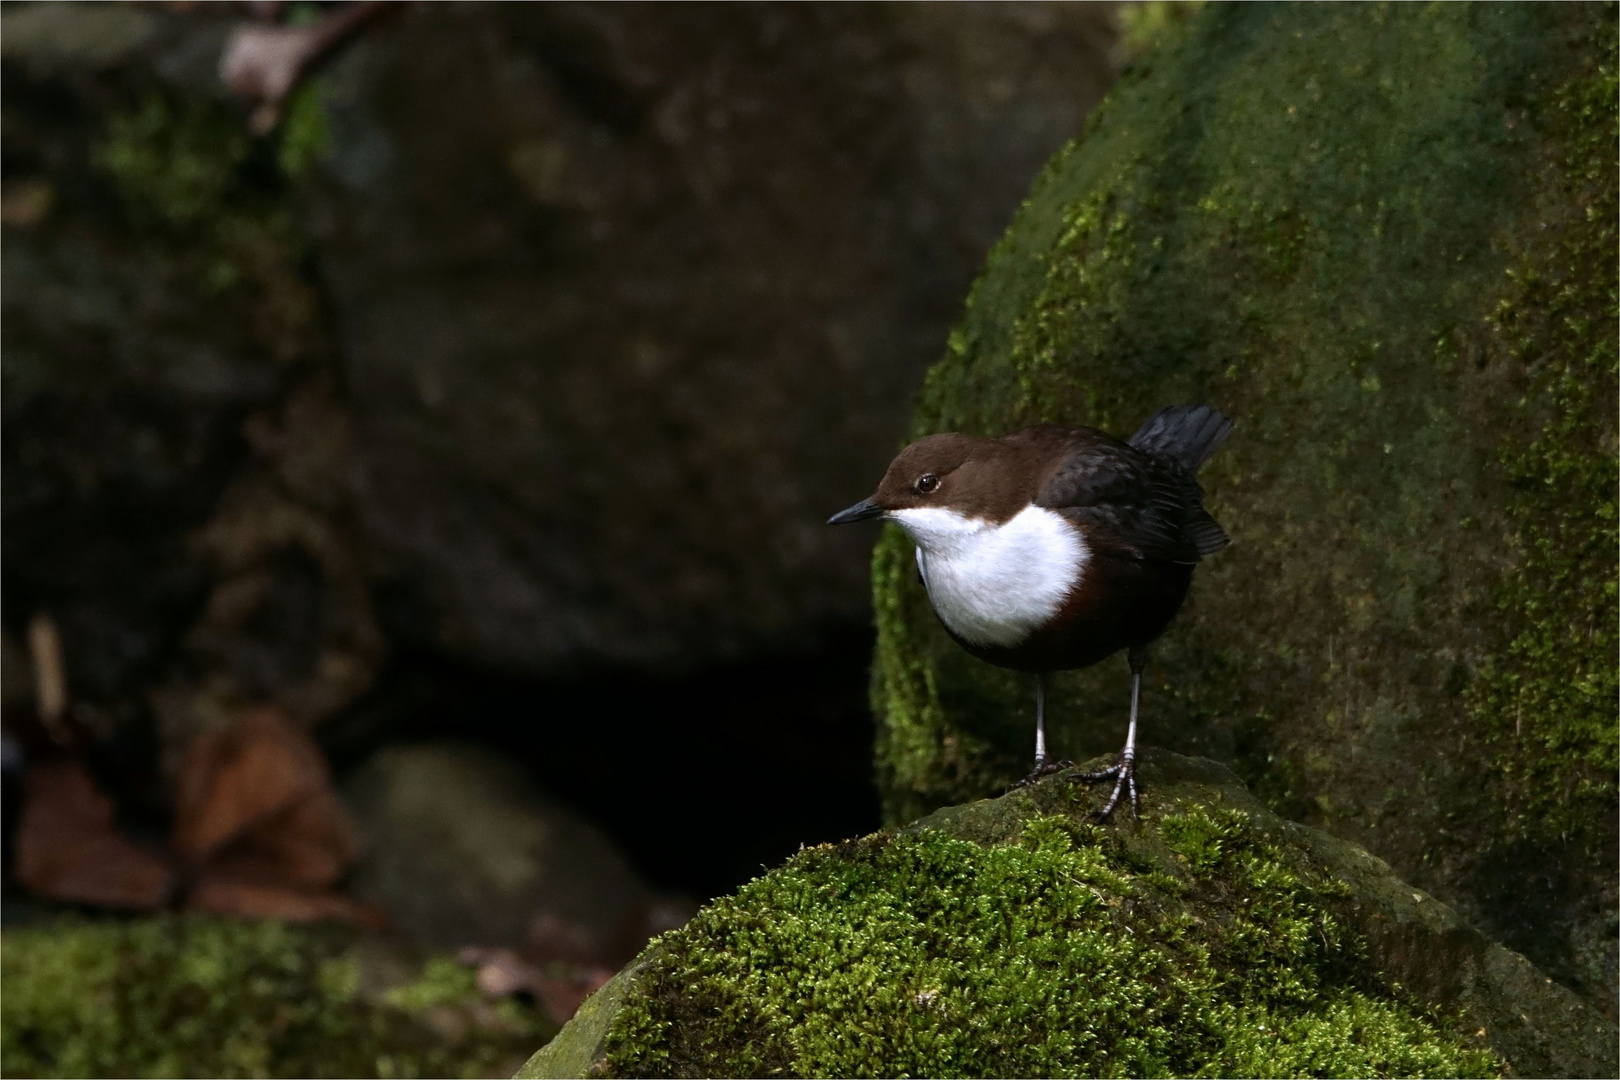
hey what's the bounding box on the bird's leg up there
[1012,672,1071,788]
[1101,665,1141,819]
[1034,671,1048,770]
[1071,647,1147,819]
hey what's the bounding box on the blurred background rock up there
[0,1,1122,1062]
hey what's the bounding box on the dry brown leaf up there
[459,946,543,998]
[204,784,362,891]
[14,759,176,909]
[458,945,614,1025]
[188,871,387,928]
[173,704,332,861]
[172,704,365,923]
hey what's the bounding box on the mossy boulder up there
[0,914,551,1078]
[868,1,1617,1010]
[517,751,1613,1079]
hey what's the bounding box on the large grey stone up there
[343,741,655,963]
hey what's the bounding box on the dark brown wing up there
[1032,435,1218,564]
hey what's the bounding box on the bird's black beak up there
[827,497,886,525]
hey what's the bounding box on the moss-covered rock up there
[869,1,1617,1009]
[0,914,551,1078]
[517,751,1614,1079]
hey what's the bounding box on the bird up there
[829,405,1233,819]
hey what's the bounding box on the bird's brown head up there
[827,432,1035,525]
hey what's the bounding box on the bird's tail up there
[1129,405,1233,471]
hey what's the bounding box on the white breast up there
[890,505,1088,648]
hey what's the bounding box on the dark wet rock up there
[307,2,1119,675]
[517,751,1615,1079]
[868,2,1618,1013]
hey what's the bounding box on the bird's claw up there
[1066,753,1139,820]
[1009,758,1074,791]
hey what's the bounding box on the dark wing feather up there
[1035,435,1232,563]
[1184,507,1230,556]
[1129,405,1234,470]
[1035,440,1206,563]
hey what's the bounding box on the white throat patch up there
[890,505,1088,648]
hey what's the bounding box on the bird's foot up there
[1067,753,1139,820]
[1009,757,1074,791]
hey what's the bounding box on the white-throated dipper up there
[829,405,1233,819]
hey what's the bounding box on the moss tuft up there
[0,915,548,1079]
[93,88,324,363]
[1115,2,1206,64]
[96,94,252,232]
[385,955,485,1013]
[278,78,335,180]
[597,808,1496,1078]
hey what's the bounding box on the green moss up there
[1462,33,1619,837]
[1115,2,1205,63]
[0,916,548,1079]
[93,89,323,363]
[598,807,1496,1078]
[97,94,252,231]
[869,0,1617,1006]
[278,78,335,180]
[385,955,484,1013]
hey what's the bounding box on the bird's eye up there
[916,474,939,494]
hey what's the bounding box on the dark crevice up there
[320,625,883,899]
